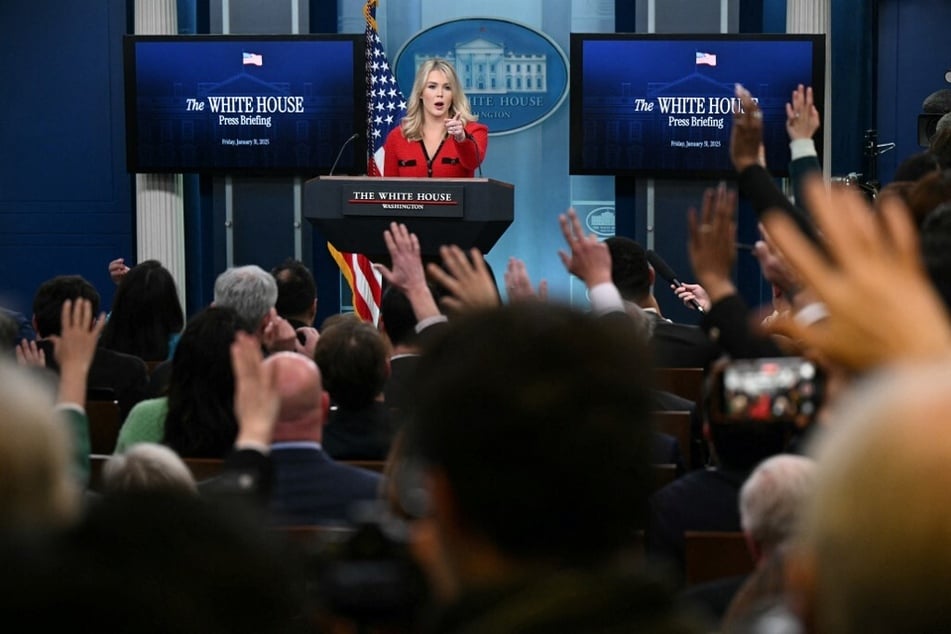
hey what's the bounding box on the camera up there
[708,356,823,429]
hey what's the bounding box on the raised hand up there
[687,184,739,304]
[730,83,764,173]
[51,298,106,405]
[557,208,612,288]
[785,84,821,141]
[374,222,439,322]
[762,176,951,370]
[108,258,130,285]
[230,331,279,448]
[504,257,548,303]
[426,245,500,313]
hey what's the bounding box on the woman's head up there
[100,260,184,361]
[401,58,476,140]
[163,306,246,457]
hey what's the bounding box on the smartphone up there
[713,357,822,426]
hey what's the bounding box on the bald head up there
[263,352,328,443]
[800,361,951,633]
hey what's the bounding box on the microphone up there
[329,133,360,176]
[465,133,483,178]
[646,249,705,313]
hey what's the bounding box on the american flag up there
[327,0,406,325]
[695,51,717,67]
[242,52,263,66]
[365,0,407,176]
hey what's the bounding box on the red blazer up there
[383,122,488,178]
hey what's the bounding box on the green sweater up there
[114,396,168,453]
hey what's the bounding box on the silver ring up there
[751,111,763,120]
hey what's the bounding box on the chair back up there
[181,457,226,482]
[86,399,122,455]
[655,367,706,412]
[340,460,387,473]
[684,530,755,585]
[654,410,692,470]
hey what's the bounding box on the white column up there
[787,0,832,177]
[134,0,187,311]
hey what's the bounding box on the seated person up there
[116,307,247,458]
[314,319,395,460]
[32,275,148,420]
[265,352,381,526]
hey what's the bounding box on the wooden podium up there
[304,176,514,261]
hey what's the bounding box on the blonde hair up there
[400,58,477,142]
[0,363,79,531]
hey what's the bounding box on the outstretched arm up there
[374,222,441,324]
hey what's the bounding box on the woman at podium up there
[383,58,488,178]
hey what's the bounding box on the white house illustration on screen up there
[414,37,547,94]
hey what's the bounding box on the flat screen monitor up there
[570,33,825,178]
[124,35,367,175]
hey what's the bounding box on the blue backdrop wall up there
[0,0,132,318]
[1,0,948,323]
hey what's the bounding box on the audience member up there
[99,259,184,361]
[403,302,703,632]
[265,351,382,525]
[5,297,105,526]
[32,275,148,420]
[789,362,951,633]
[607,235,722,369]
[101,443,197,496]
[271,258,318,329]
[717,454,816,629]
[379,284,425,422]
[0,362,79,533]
[921,201,951,312]
[116,306,246,457]
[892,149,941,184]
[905,167,951,227]
[647,361,791,585]
[0,306,34,347]
[314,318,395,460]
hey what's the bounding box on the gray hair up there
[739,453,815,550]
[213,265,278,329]
[103,443,197,495]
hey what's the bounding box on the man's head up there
[314,319,388,410]
[739,454,815,561]
[213,265,278,333]
[32,275,100,337]
[406,303,653,580]
[605,237,653,304]
[264,352,328,443]
[793,361,951,633]
[271,259,317,327]
[379,285,420,351]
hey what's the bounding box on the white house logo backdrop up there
[395,18,569,135]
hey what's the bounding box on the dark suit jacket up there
[323,401,395,460]
[701,294,784,360]
[270,445,381,525]
[646,468,749,586]
[648,312,722,369]
[384,354,419,426]
[38,339,148,421]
